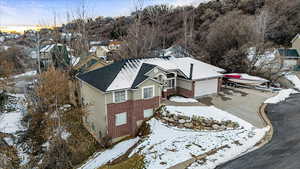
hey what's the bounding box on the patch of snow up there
[78,137,140,169]
[13,70,37,79]
[42,141,50,151]
[0,94,30,166]
[188,128,270,169]
[165,106,253,130]
[264,89,298,104]
[169,96,199,103]
[0,111,26,134]
[61,129,71,140]
[285,74,300,90]
[3,137,14,146]
[130,113,268,169]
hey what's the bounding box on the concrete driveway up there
[198,87,276,128]
[217,93,300,169]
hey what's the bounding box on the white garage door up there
[194,78,218,97]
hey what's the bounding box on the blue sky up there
[0,0,204,26]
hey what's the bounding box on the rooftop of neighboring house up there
[77,56,225,92]
[40,43,72,53]
[109,41,122,46]
[74,55,109,73]
[277,48,300,58]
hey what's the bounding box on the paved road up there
[217,93,300,169]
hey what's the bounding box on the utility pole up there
[36,32,41,73]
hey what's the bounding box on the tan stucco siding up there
[292,37,300,51]
[105,79,161,103]
[177,78,193,90]
[133,79,162,100]
[80,81,107,139]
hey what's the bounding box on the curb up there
[255,103,274,148]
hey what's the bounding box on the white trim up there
[291,33,300,43]
[115,112,127,126]
[142,85,155,99]
[113,90,128,103]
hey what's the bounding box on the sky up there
[0,0,207,26]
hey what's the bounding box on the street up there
[217,93,300,169]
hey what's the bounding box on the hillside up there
[64,0,300,73]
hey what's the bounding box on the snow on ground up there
[78,137,140,169]
[285,74,300,90]
[165,106,253,129]
[13,70,37,79]
[0,94,30,165]
[264,89,298,104]
[0,94,26,134]
[169,96,199,103]
[129,106,268,169]
[61,129,71,140]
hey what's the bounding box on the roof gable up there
[131,63,156,88]
[77,60,125,92]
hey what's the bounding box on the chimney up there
[189,63,194,80]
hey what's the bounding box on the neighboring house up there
[108,41,122,50]
[77,56,225,142]
[275,33,300,70]
[292,33,300,53]
[74,55,109,73]
[89,46,110,60]
[39,43,70,70]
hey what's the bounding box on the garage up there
[194,78,218,97]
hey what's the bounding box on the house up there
[275,33,300,70]
[291,33,300,53]
[74,55,109,73]
[77,56,225,142]
[108,41,122,50]
[275,48,300,70]
[39,43,71,70]
[89,46,110,60]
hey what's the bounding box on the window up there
[144,109,154,118]
[115,112,127,126]
[114,90,127,103]
[143,86,154,99]
[167,79,175,88]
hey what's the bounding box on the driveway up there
[198,87,276,128]
[217,93,300,169]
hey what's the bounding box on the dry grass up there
[98,154,145,169]
[62,107,101,166]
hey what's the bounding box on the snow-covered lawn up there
[264,89,298,104]
[128,106,269,169]
[169,96,199,103]
[285,74,300,90]
[78,105,269,169]
[78,137,139,169]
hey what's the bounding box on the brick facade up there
[107,96,160,139]
[163,81,195,98]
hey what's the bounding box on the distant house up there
[77,56,225,142]
[108,41,122,50]
[39,43,71,70]
[74,55,109,73]
[89,46,110,60]
[275,34,300,70]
